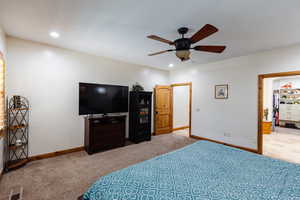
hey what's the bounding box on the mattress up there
[83,141,300,200]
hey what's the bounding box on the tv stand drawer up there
[91,117,124,125]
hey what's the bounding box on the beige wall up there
[6,37,169,156]
[170,44,300,149]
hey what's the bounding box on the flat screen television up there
[79,83,129,115]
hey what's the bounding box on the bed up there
[82,141,300,200]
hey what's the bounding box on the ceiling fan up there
[147,24,226,61]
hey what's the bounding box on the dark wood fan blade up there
[148,49,173,56]
[190,24,218,44]
[147,35,174,45]
[194,45,226,53]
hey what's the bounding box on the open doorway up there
[258,71,300,164]
[171,83,192,137]
[154,83,192,137]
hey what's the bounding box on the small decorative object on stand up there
[5,95,29,172]
[132,82,144,92]
[264,108,269,121]
[13,95,21,109]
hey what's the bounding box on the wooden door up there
[154,85,173,134]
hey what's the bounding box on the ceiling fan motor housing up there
[174,38,192,61]
[174,38,191,51]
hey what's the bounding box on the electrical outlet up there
[224,132,231,137]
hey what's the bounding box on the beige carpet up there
[263,127,300,164]
[0,133,196,200]
[172,128,189,137]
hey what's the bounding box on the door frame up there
[171,82,192,137]
[258,70,300,154]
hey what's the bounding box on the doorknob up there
[155,111,158,114]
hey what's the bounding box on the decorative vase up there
[132,82,144,92]
[13,95,21,109]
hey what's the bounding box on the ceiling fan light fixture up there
[176,50,190,61]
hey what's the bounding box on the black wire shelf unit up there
[5,96,29,171]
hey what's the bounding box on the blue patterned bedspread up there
[83,141,300,200]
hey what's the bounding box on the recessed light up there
[168,64,174,68]
[49,31,60,38]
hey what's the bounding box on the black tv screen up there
[79,83,128,115]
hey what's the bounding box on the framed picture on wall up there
[215,84,228,99]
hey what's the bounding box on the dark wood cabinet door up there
[85,116,126,154]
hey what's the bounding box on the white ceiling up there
[1,0,300,70]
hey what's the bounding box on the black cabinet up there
[84,116,126,154]
[129,91,152,143]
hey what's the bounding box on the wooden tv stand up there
[84,115,126,154]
